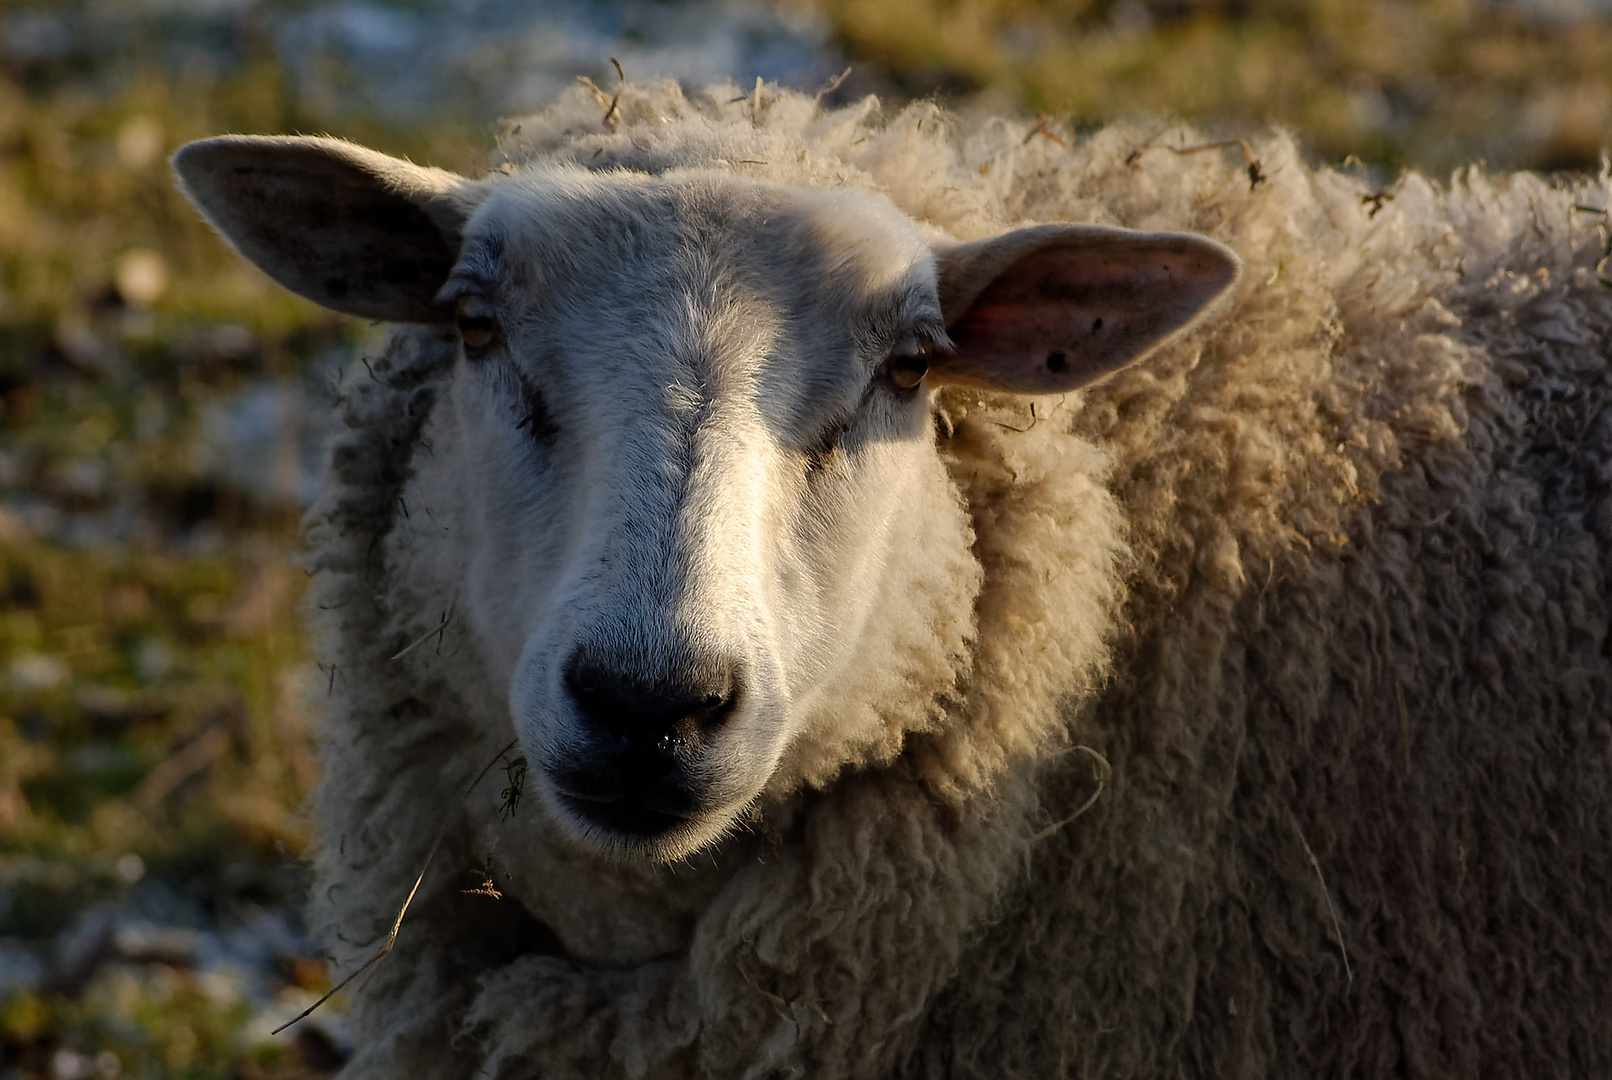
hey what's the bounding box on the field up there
[1,1,1607,1077]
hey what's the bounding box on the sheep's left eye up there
[886,336,934,390]
[455,294,500,350]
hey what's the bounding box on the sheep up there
[171,79,1612,1079]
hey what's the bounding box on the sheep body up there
[260,82,1609,1077]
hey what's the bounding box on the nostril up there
[680,687,737,734]
[563,652,739,741]
[565,667,610,716]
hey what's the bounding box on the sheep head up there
[173,135,1240,862]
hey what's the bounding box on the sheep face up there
[170,134,1240,863]
[433,173,960,860]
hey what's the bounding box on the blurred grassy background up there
[821,0,1612,174]
[0,9,483,1076]
[0,1,1607,1077]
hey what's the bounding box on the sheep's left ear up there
[931,224,1241,393]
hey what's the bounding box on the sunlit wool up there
[181,82,1611,1078]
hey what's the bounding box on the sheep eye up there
[455,294,500,350]
[886,336,933,390]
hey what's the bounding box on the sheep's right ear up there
[931,224,1241,393]
[172,135,479,323]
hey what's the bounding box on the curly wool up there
[300,80,1612,1078]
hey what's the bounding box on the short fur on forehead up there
[452,167,939,317]
[446,168,950,464]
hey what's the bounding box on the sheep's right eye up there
[455,294,500,351]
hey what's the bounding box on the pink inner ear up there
[940,242,1236,394]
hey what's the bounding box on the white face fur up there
[420,172,959,860]
[171,134,1241,863]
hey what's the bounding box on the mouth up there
[556,791,694,839]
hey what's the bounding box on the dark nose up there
[563,651,738,748]
[555,652,740,833]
